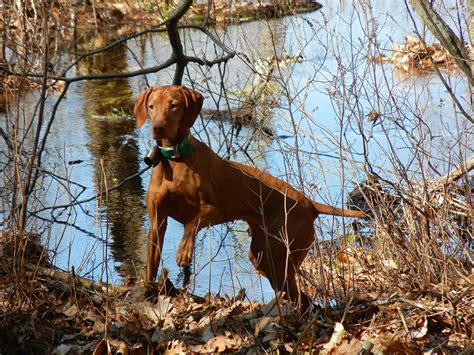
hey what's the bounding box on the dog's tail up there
[311,201,366,218]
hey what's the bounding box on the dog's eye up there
[148,104,154,110]
[170,103,177,109]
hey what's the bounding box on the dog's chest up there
[152,162,207,201]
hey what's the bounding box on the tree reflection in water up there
[78,32,147,279]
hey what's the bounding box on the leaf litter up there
[370,36,471,75]
[0,230,472,353]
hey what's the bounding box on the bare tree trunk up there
[166,0,193,85]
[409,0,473,86]
[71,0,80,47]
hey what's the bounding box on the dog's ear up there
[180,86,204,128]
[134,87,154,128]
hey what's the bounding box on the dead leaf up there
[334,338,365,354]
[52,344,72,355]
[109,339,128,355]
[164,339,188,354]
[62,303,80,317]
[284,342,294,352]
[197,314,212,329]
[254,316,273,336]
[377,332,413,354]
[93,338,111,355]
[261,297,293,316]
[321,322,346,355]
[262,331,279,343]
[200,333,241,352]
[409,318,428,339]
[141,297,171,323]
[367,110,380,122]
[130,343,146,355]
[151,327,167,344]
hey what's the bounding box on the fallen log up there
[429,155,474,190]
[25,263,128,296]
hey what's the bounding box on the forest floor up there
[0,230,472,354]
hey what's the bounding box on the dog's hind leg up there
[247,224,301,307]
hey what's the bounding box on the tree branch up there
[0,58,176,83]
[166,0,193,84]
[405,0,473,123]
[178,24,235,56]
[30,166,150,214]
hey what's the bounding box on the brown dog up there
[135,85,365,307]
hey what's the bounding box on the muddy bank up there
[73,1,323,28]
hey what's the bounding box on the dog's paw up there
[176,251,192,267]
[176,243,193,267]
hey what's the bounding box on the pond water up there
[1,1,471,301]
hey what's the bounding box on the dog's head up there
[134,85,204,141]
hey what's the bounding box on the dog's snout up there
[152,122,165,138]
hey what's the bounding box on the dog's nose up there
[152,122,165,138]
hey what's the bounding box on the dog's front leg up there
[176,222,198,268]
[146,209,168,284]
[176,207,217,267]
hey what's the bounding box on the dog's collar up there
[158,134,195,160]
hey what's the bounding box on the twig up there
[0,58,176,82]
[0,26,235,84]
[178,24,234,56]
[397,307,410,334]
[360,295,456,317]
[292,308,327,353]
[31,166,150,214]
[0,127,12,150]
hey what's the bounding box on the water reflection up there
[77,33,147,278]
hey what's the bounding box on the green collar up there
[158,135,195,159]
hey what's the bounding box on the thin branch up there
[31,166,150,214]
[0,127,12,150]
[62,26,169,76]
[0,58,176,83]
[31,81,71,194]
[404,0,472,123]
[369,295,456,317]
[178,24,235,56]
[33,213,100,240]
